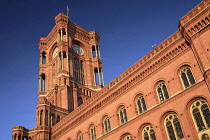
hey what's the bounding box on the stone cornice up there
[179,0,210,26]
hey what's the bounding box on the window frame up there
[118,106,128,125]
[156,82,169,102]
[142,125,157,140]
[90,125,96,140]
[190,99,210,139]
[136,95,147,114]
[180,67,196,89]
[77,132,83,140]
[123,134,133,140]
[103,116,111,134]
[164,113,184,140]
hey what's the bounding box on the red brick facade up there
[12,0,210,140]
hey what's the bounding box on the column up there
[60,29,63,41]
[43,110,46,126]
[98,47,101,59]
[57,31,60,42]
[67,55,69,72]
[73,87,78,109]
[101,68,104,86]
[12,135,16,140]
[59,53,61,71]
[48,110,50,127]
[61,51,64,70]
[39,111,42,126]
[66,29,68,43]
[36,112,39,127]
[94,45,98,58]
[51,115,53,127]
[38,78,41,92]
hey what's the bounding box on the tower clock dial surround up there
[72,44,84,55]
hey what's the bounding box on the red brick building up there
[12,0,210,139]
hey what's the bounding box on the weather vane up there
[151,44,156,49]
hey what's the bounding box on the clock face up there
[72,44,84,55]
[53,48,58,58]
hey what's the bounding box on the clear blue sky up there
[0,0,201,139]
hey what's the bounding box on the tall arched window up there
[94,67,104,86]
[45,110,49,126]
[90,125,96,140]
[18,134,21,140]
[92,45,100,58]
[40,74,46,92]
[13,134,17,140]
[51,113,56,126]
[164,114,184,140]
[77,132,83,140]
[57,115,60,123]
[180,67,196,88]
[156,82,169,102]
[80,61,85,85]
[74,59,79,83]
[123,134,133,140]
[142,125,156,140]
[40,110,43,125]
[103,116,111,133]
[119,106,128,124]
[190,100,210,138]
[78,97,83,107]
[136,95,147,114]
[41,52,46,64]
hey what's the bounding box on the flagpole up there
[67,5,69,16]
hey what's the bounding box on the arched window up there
[40,110,43,125]
[136,95,147,114]
[45,110,49,126]
[190,99,210,138]
[94,67,104,86]
[40,74,46,92]
[103,116,111,133]
[123,134,133,140]
[18,134,21,140]
[41,52,46,64]
[180,67,196,88]
[92,45,100,58]
[119,106,128,124]
[51,113,56,126]
[142,125,156,140]
[57,115,60,123]
[90,125,96,140]
[13,134,17,140]
[164,114,184,140]
[156,82,169,102]
[78,97,83,107]
[77,132,83,140]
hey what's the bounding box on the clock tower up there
[38,12,104,111]
[12,12,104,140]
